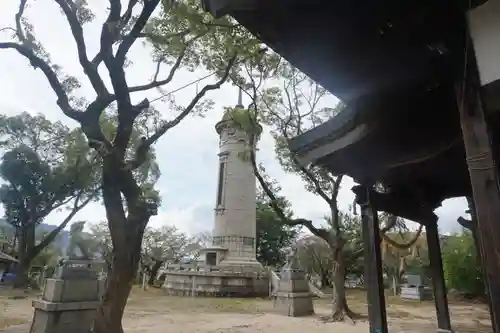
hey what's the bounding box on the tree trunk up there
[92,261,134,333]
[93,156,153,332]
[324,251,359,323]
[321,274,330,288]
[13,227,30,289]
[331,261,347,315]
[148,260,163,286]
[13,258,29,288]
[391,275,398,296]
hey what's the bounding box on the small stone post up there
[274,251,314,317]
[29,259,105,333]
[141,272,148,291]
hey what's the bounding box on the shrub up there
[442,230,484,297]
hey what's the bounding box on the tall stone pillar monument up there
[211,89,262,270]
[162,90,268,297]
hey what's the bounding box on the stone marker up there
[29,259,105,333]
[400,273,433,301]
[162,89,268,298]
[274,249,314,317]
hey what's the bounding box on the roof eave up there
[201,0,258,18]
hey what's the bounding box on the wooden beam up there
[426,222,452,332]
[352,185,436,225]
[356,186,388,333]
[455,38,500,333]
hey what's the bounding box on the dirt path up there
[1,288,493,333]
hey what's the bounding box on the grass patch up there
[0,317,29,329]
[126,287,271,314]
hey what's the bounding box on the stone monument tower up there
[162,90,268,297]
[209,89,262,270]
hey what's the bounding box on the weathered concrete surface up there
[29,260,105,333]
[274,261,314,317]
[163,270,268,297]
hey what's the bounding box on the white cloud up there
[0,1,467,237]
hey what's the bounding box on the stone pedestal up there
[163,269,268,297]
[400,286,433,301]
[29,260,106,333]
[400,274,433,301]
[274,263,314,317]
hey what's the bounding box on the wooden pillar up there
[456,41,500,333]
[357,186,388,333]
[464,200,496,325]
[425,222,452,332]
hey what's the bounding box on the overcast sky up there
[0,1,468,236]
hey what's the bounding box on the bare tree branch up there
[14,0,28,43]
[54,0,108,96]
[128,45,187,93]
[90,0,142,67]
[99,0,122,68]
[0,42,82,121]
[123,53,238,170]
[381,225,424,250]
[137,29,191,43]
[0,27,16,34]
[28,189,97,260]
[457,216,474,230]
[115,0,161,65]
[0,0,81,120]
[100,0,163,157]
[380,214,398,233]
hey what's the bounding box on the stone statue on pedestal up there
[65,221,92,260]
[31,222,105,333]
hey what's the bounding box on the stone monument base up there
[162,269,269,297]
[29,260,105,333]
[216,259,264,273]
[274,263,314,317]
[400,286,433,301]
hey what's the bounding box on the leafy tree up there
[31,229,64,269]
[0,112,155,287]
[297,212,364,288]
[0,113,102,287]
[0,139,97,287]
[0,1,267,331]
[141,225,194,285]
[442,229,484,298]
[256,199,301,268]
[381,228,425,295]
[192,231,212,249]
[88,220,113,271]
[297,235,333,287]
[457,196,484,269]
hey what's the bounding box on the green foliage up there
[31,230,63,268]
[224,107,262,138]
[99,109,162,204]
[442,230,484,297]
[0,113,97,229]
[87,221,112,266]
[297,235,332,286]
[298,212,364,285]
[153,0,262,74]
[142,225,191,263]
[0,146,86,227]
[256,200,301,268]
[337,212,364,276]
